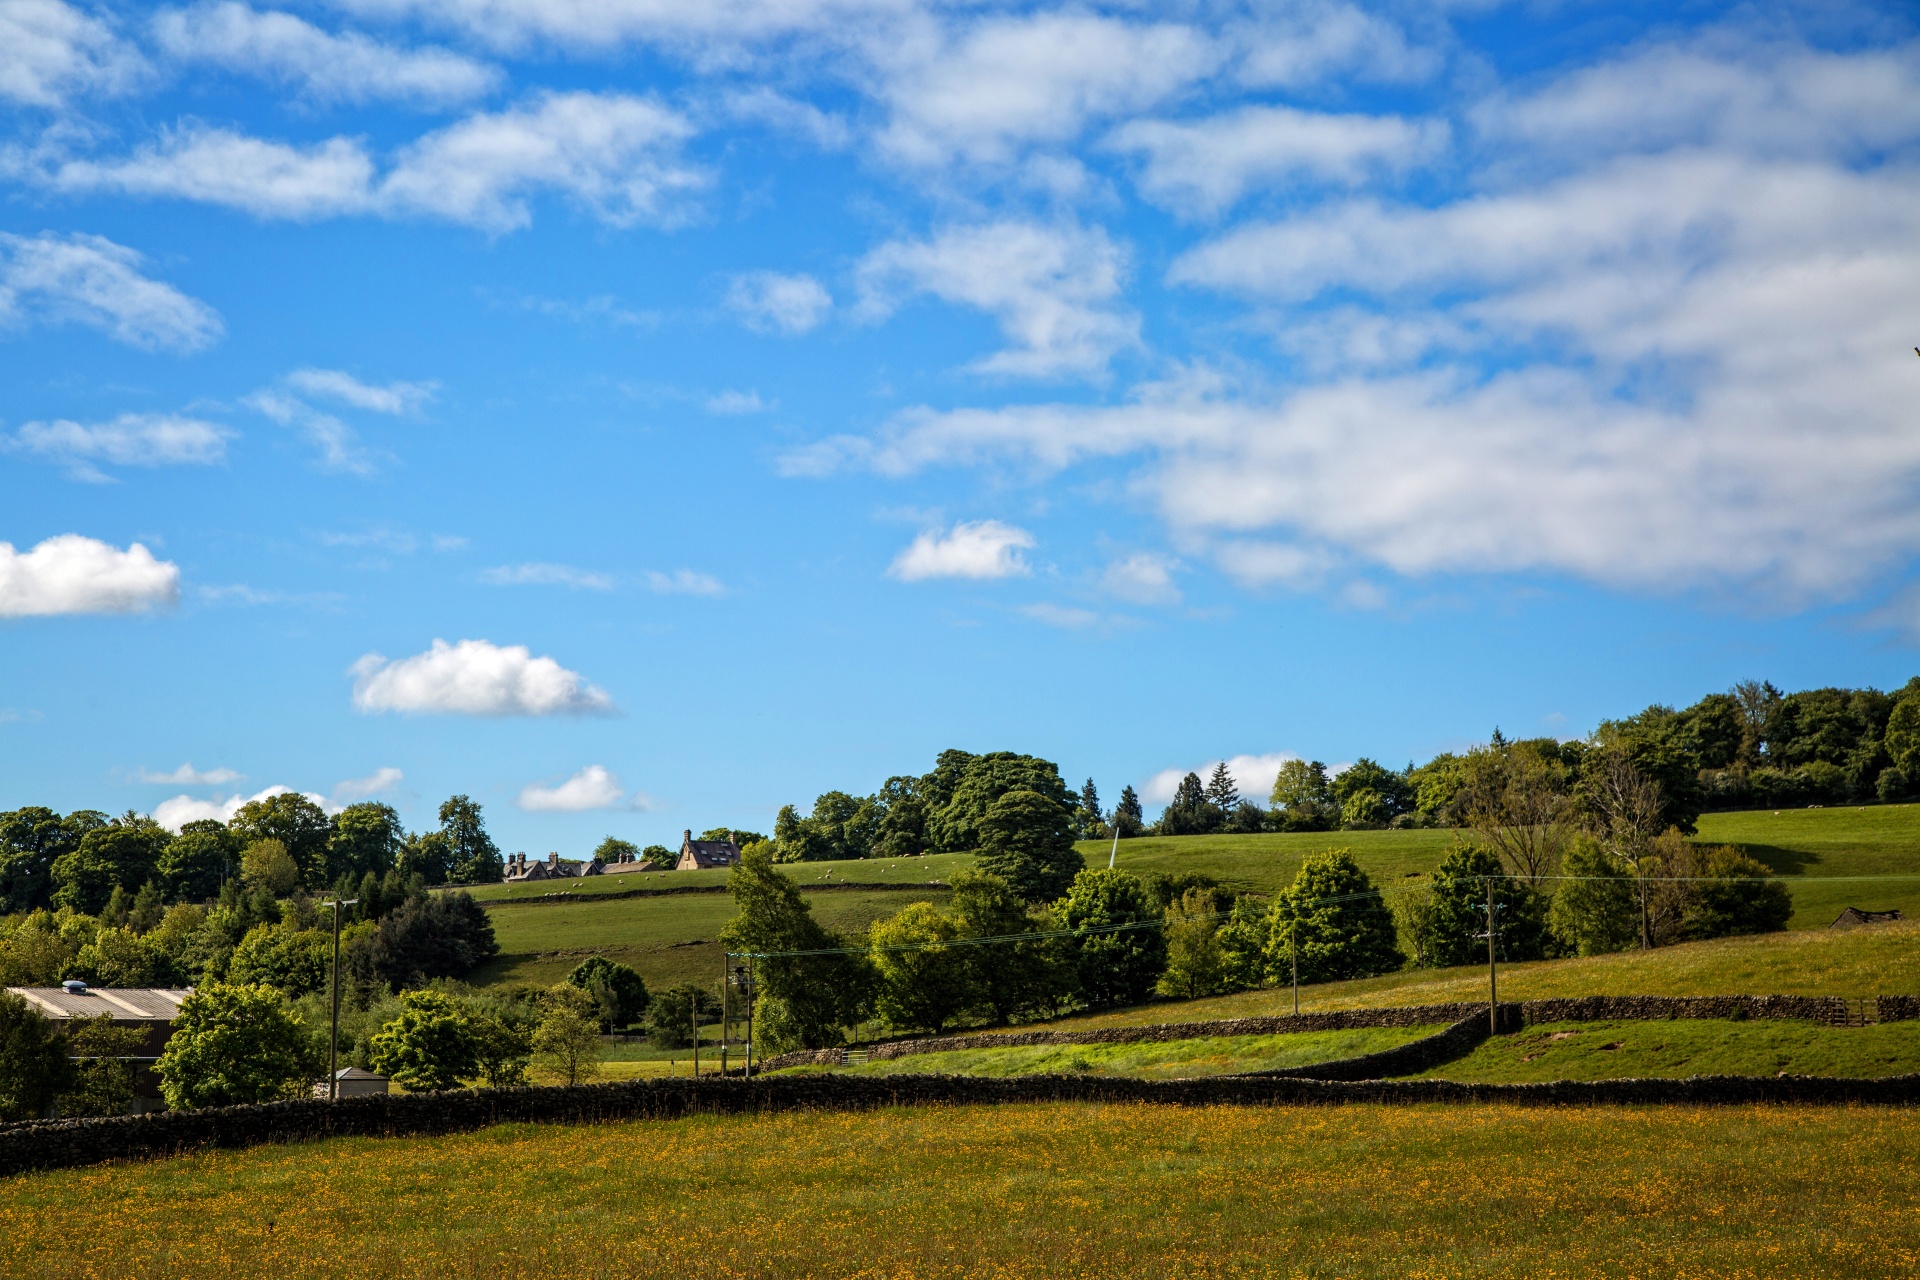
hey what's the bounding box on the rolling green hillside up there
[1407,1018,1920,1082]
[470,803,1920,999]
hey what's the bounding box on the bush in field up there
[1158,888,1228,999]
[1418,843,1549,968]
[1055,869,1166,1008]
[1549,836,1640,956]
[1266,851,1403,983]
[566,956,650,1031]
[870,901,975,1034]
[156,983,317,1109]
[532,984,604,1085]
[369,989,480,1091]
[0,991,73,1120]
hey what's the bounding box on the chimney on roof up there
[684,829,692,843]
[547,852,559,866]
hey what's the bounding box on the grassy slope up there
[1408,1018,1920,1082]
[788,1026,1442,1080]
[7,1104,1919,1279]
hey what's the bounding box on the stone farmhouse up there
[676,830,742,870]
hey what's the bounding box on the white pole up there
[1108,823,1121,869]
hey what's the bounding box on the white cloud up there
[285,367,436,414]
[726,271,830,335]
[332,766,403,803]
[1108,106,1446,218]
[137,762,242,785]
[0,232,222,352]
[0,0,145,106]
[481,563,615,590]
[39,91,704,232]
[858,222,1136,378]
[1144,752,1298,806]
[246,389,377,475]
[519,764,651,812]
[875,12,1218,167]
[0,535,179,617]
[1230,3,1437,89]
[1019,601,1100,629]
[1214,541,1336,591]
[380,90,705,232]
[350,638,614,715]
[644,568,725,596]
[327,0,900,52]
[9,413,231,482]
[704,389,767,415]
[152,783,333,832]
[1101,553,1180,605]
[888,520,1034,582]
[152,3,499,105]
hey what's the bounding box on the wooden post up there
[745,956,755,1077]
[720,951,729,1078]
[692,996,700,1079]
[1290,917,1298,1017]
[1487,876,1498,1034]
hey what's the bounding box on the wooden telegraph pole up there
[324,897,358,1101]
[720,951,729,1077]
[1290,916,1299,1017]
[1486,876,1498,1034]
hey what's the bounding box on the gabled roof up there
[680,838,740,868]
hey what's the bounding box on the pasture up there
[5,1102,1916,1278]
[1412,1018,1920,1082]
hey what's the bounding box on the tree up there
[0,807,98,914]
[1112,785,1146,838]
[567,956,650,1030]
[1417,843,1549,968]
[1459,743,1576,885]
[976,789,1084,903]
[1330,759,1412,826]
[156,983,316,1109]
[533,984,605,1084]
[369,989,480,1091]
[51,818,169,914]
[438,796,503,884]
[1266,851,1404,983]
[1548,836,1638,956]
[157,821,240,903]
[1076,778,1105,840]
[1681,847,1793,940]
[1583,746,1667,948]
[1054,869,1166,1008]
[1215,898,1270,992]
[872,791,929,859]
[69,927,182,987]
[1157,771,1218,836]
[329,803,402,882]
[467,1008,532,1086]
[351,892,498,990]
[240,838,299,896]
[645,982,719,1051]
[128,880,165,934]
[230,792,332,889]
[1269,761,1336,831]
[1204,763,1240,814]
[58,1015,147,1117]
[927,752,1076,853]
[948,870,1066,1024]
[1159,888,1226,999]
[594,837,642,866]
[227,921,330,996]
[870,901,976,1034]
[397,829,453,885]
[718,844,872,1050]
[0,991,73,1121]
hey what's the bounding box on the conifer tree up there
[1077,778,1103,837]
[1114,785,1145,837]
[1204,762,1239,812]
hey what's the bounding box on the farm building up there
[503,852,593,882]
[7,982,190,1112]
[676,830,742,870]
[312,1067,391,1099]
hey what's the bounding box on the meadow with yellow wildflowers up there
[4,1102,1916,1278]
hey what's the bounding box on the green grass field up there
[6,1103,1918,1278]
[1409,1018,1920,1082]
[786,1025,1442,1080]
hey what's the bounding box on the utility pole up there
[1290,916,1299,1017]
[1486,877,1498,1034]
[720,951,729,1078]
[692,995,700,1079]
[745,955,756,1077]
[322,898,358,1100]
[1108,822,1121,869]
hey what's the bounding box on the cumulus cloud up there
[332,766,403,803]
[875,12,1218,167]
[480,563,615,590]
[0,232,222,352]
[1107,106,1446,218]
[518,764,650,812]
[137,762,241,785]
[726,271,831,335]
[8,412,231,482]
[0,0,145,107]
[39,91,705,232]
[152,2,499,105]
[0,535,179,617]
[152,783,332,832]
[1144,752,1298,806]
[350,638,614,715]
[889,520,1034,581]
[858,222,1136,378]
[1101,552,1180,605]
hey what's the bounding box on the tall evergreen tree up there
[1114,785,1145,837]
[1077,778,1103,838]
[1204,762,1239,812]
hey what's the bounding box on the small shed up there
[312,1067,391,1099]
[1830,907,1904,930]
[676,830,742,871]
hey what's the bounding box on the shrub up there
[156,983,316,1109]
[870,901,975,1034]
[532,984,603,1085]
[227,922,330,996]
[1417,843,1549,967]
[1548,836,1639,956]
[1266,850,1403,983]
[0,991,73,1121]
[1158,888,1228,999]
[1681,847,1793,940]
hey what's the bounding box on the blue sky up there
[2,0,1918,853]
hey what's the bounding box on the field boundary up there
[760,994,1919,1071]
[479,881,951,908]
[7,1068,1920,1178]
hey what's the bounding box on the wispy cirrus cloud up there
[0,232,222,352]
[7,412,231,482]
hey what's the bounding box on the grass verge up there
[5,1103,1918,1278]
[1405,1018,1920,1082]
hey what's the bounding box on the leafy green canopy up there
[1055,869,1166,1009]
[1267,850,1405,983]
[156,983,317,1109]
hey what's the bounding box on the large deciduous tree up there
[1265,850,1403,983]
[1054,868,1166,1009]
[51,817,170,915]
[0,992,74,1121]
[438,796,503,885]
[0,808,100,914]
[230,792,333,889]
[156,820,238,902]
[976,789,1083,903]
[870,901,976,1035]
[329,803,403,883]
[719,844,872,1051]
[1417,843,1549,968]
[156,983,317,1109]
[927,752,1076,853]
